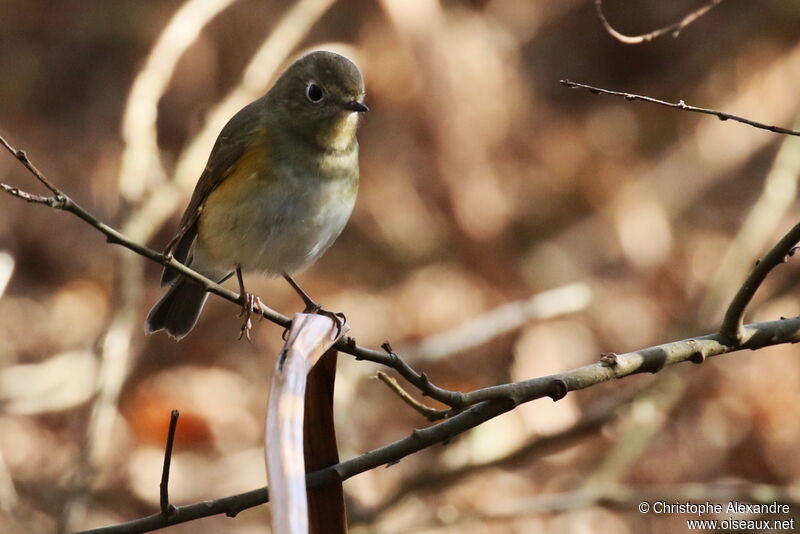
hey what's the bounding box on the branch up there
[719,222,800,344]
[0,136,62,195]
[75,313,800,533]
[594,0,724,44]
[376,372,450,421]
[159,410,180,517]
[559,80,800,137]
[373,342,469,408]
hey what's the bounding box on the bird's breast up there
[197,144,358,275]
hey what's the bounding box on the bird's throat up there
[321,112,360,153]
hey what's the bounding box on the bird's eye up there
[306,83,324,103]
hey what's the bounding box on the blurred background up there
[2,0,800,532]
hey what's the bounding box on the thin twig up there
[376,342,468,408]
[560,80,800,137]
[159,410,180,517]
[719,222,800,344]
[376,372,451,421]
[0,184,61,207]
[0,135,62,194]
[594,0,724,44]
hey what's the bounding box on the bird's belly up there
[197,171,356,275]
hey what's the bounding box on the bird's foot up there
[279,302,346,341]
[305,301,347,339]
[238,293,263,342]
[282,272,347,338]
[299,296,347,338]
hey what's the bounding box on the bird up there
[145,50,367,341]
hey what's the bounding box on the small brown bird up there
[145,50,367,340]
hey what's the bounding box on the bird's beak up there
[342,100,369,113]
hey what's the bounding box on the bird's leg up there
[236,265,263,341]
[282,272,346,336]
[282,272,320,312]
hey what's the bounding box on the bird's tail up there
[145,277,209,341]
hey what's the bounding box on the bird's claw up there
[237,293,263,342]
[282,273,347,339]
[312,307,347,339]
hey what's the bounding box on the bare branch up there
[376,372,450,421]
[0,135,62,195]
[0,133,493,439]
[560,80,800,137]
[159,410,180,517]
[594,0,724,44]
[374,342,469,408]
[720,222,800,344]
[0,184,63,207]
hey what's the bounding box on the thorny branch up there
[594,0,725,44]
[4,134,800,533]
[560,80,800,138]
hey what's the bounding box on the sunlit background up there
[2,0,800,532]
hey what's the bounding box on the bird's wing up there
[161,98,266,286]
